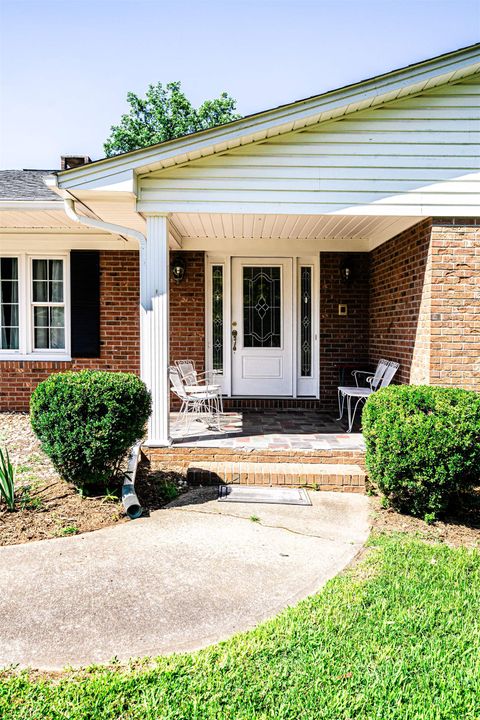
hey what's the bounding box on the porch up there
[142,409,367,492]
[170,409,364,452]
[138,212,436,447]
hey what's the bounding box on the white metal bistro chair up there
[337,359,399,432]
[175,359,224,414]
[169,366,223,435]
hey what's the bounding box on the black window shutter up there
[70,251,100,358]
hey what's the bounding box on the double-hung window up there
[0,254,69,358]
[31,259,66,350]
[0,257,19,351]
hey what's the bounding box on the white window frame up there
[0,252,71,361]
[205,256,230,395]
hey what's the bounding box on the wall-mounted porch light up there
[171,254,186,284]
[340,257,354,285]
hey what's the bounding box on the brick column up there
[429,221,480,391]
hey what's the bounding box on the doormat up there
[217,485,311,506]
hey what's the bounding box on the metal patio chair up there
[337,359,399,432]
[169,366,223,435]
[175,359,224,414]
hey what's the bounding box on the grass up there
[1,533,479,719]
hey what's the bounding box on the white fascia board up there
[136,199,479,216]
[56,46,480,192]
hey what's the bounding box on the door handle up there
[232,329,238,352]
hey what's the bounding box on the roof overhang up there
[54,43,480,193]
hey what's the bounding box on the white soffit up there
[172,213,420,249]
[0,207,95,230]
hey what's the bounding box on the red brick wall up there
[2,231,478,414]
[0,251,141,411]
[429,220,480,391]
[0,249,206,412]
[369,219,433,385]
[169,252,205,407]
[319,252,370,409]
[169,252,205,372]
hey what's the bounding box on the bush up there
[30,371,151,490]
[362,385,480,518]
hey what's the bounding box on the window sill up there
[0,354,72,362]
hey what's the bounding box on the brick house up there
[1,43,479,449]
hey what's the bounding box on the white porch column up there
[140,214,170,445]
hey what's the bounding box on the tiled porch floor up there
[170,410,365,452]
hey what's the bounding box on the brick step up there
[142,446,366,470]
[186,461,366,493]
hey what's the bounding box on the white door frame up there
[205,252,319,398]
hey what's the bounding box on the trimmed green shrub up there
[362,385,480,518]
[30,371,151,490]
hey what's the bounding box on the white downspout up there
[63,196,148,519]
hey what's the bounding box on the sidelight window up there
[299,265,312,377]
[211,265,224,372]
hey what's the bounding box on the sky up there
[0,0,479,170]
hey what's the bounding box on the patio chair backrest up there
[379,361,400,388]
[169,366,189,400]
[370,358,389,390]
[176,359,198,385]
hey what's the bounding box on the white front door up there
[231,258,293,396]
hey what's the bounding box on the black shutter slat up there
[70,251,100,358]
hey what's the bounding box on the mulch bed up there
[370,492,480,548]
[0,413,189,547]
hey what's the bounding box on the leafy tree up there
[104,81,241,156]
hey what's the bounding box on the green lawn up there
[1,534,480,719]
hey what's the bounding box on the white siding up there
[138,76,480,216]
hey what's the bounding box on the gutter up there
[63,197,146,250]
[63,193,148,308]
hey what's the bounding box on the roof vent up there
[61,155,92,171]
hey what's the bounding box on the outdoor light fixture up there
[171,254,186,283]
[340,258,354,285]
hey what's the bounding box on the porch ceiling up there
[172,213,420,251]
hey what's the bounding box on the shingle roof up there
[0,170,60,201]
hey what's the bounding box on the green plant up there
[0,447,15,511]
[250,515,260,522]
[362,385,480,518]
[30,371,151,491]
[18,486,43,511]
[101,489,120,504]
[157,480,179,503]
[57,526,79,537]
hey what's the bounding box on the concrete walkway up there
[0,489,370,670]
